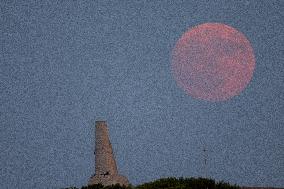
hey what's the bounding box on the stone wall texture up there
[88,121,129,186]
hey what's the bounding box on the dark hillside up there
[64,177,240,189]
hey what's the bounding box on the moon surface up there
[171,23,255,101]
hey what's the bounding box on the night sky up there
[1,1,283,188]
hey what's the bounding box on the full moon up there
[171,23,255,101]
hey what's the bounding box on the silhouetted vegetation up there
[64,177,240,189]
[136,177,239,189]
[64,183,132,189]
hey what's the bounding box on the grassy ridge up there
[65,177,239,189]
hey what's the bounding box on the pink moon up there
[171,23,255,101]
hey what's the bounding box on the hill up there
[65,177,240,189]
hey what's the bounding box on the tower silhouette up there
[88,121,129,186]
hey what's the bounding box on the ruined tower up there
[88,121,129,186]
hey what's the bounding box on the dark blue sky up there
[0,0,283,188]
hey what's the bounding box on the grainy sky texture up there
[0,1,283,188]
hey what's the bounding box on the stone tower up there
[88,121,129,186]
